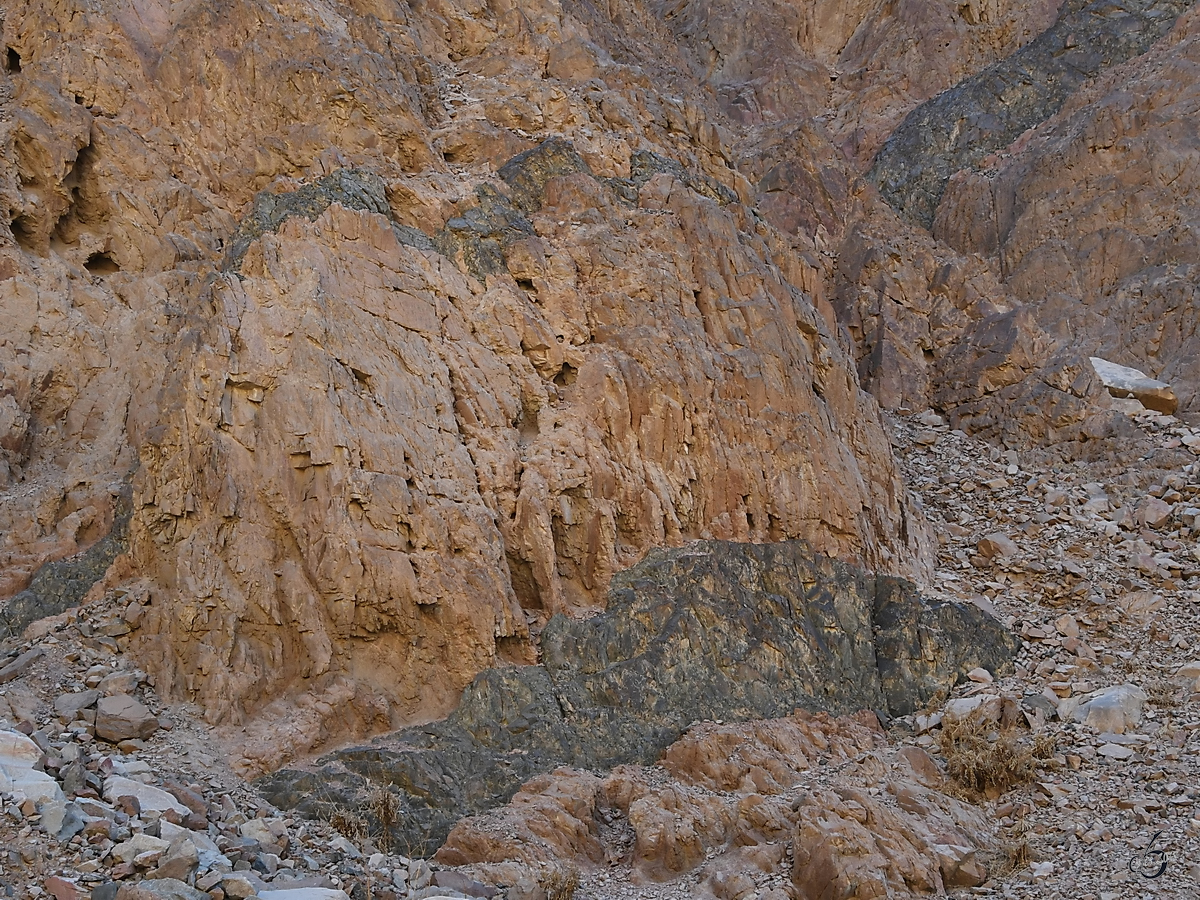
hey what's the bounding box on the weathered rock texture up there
[257,540,1017,855]
[934,6,1200,420]
[0,0,980,771]
[873,0,1196,229]
[435,716,995,897]
[2,0,1198,774]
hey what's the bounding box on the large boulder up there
[259,540,1017,854]
[95,695,159,743]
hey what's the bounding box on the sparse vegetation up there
[937,714,1042,798]
[540,864,581,900]
[367,784,401,852]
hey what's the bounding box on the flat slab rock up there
[1089,356,1178,415]
[259,540,1018,854]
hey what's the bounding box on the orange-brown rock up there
[439,712,994,897]
[1,0,951,771]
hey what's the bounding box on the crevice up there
[10,216,36,252]
[4,48,20,73]
[84,251,119,275]
[506,551,543,611]
[553,363,577,388]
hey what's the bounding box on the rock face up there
[872,0,1196,228]
[436,714,994,896]
[1,0,1197,788]
[257,540,1017,855]
[1,0,953,770]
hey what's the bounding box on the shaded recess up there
[257,540,1017,856]
[871,0,1196,228]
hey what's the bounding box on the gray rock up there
[115,879,210,900]
[154,835,200,882]
[1090,357,1178,415]
[259,540,1017,855]
[97,671,143,696]
[103,776,190,817]
[54,689,99,720]
[95,694,159,742]
[1073,683,1148,734]
[0,647,44,685]
[434,870,498,898]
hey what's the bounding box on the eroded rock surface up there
[257,540,1017,855]
[436,714,994,898]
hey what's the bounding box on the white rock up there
[112,832,170,863]
[1097,743,1135,760]
[0,729,64,805]
[1090,357,1177,414]
[103,775,190,817]
[256,891,352,900]
[1072,684,1147,734]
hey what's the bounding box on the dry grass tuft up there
[367,784,401,852]
[329,807,368,843]
[937,714,1040,797]
[541,864,581,900]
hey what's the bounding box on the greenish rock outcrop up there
[871,0,1195,228]
[257,540,1017,855]
[0,491,131,638]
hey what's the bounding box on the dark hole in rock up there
[5,48,19,73]
[85,251,119,275]
[10,216,35,251]
[923,348,935,361]
[506,551,543,611]
[515,277,536,292]
[553,362,577,388]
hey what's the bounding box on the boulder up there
[260,541,1016,854]
[0,729,64,804]
[976,533,1018,559]
[111,833,170,865]
[1089,357,1178,415]
[115,880,210,900]
[1072,684,1148,734]
[95,694,159,742]
[154,836,200,882]
[54,690,99,721]
[103,776,190,817]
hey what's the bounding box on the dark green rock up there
[257,540,1017,856]
[222,169,391,271]
[0,489,131,638]
[871,0,1196,228]
[431,184,535,280]
[497,137,592,213]
[605,150,737,207]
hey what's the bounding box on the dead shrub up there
[541,864,580,900]
[937,714,1038,798]
[367,784,400,852]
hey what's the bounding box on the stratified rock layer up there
[257,540,1017,855]
[872,0,1196,228]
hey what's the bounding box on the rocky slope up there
[4,0,1200,896]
